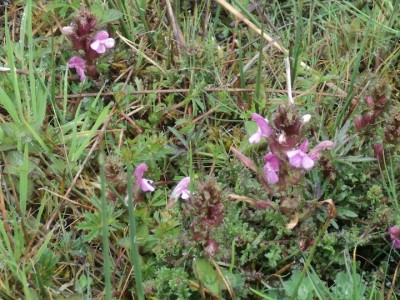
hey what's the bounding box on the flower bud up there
[61,26,74,35]
[301,114,312,124]
[354,116,365,131]
[364,95,375,109]
[373,143,384,163]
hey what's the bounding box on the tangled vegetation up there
[0,0,399,299]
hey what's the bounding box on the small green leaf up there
[194,258,220,295]
[98,9,123,25]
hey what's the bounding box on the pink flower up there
[389,226,400,249]
[170,177,191,200]
[308,140,334,160]
[68,56,86,81]
[287,140,315,170]
[264,153,280,184]
[287,140,334,170]
[249,113,273,144]
[134,163,155,192]
[90,30,115,54]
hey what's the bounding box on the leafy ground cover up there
[0,0,399,299]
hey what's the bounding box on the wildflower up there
[134,163,155,192]
[287,140,334,170]
[308,140,334,160]
[68,56,86,81]
[287,140,315,170]
[264,153,280,184]
[249,113,273,144]
[90,30,115,54]
[389,226,400,249]
[170,177,191,200]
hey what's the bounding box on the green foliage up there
[77,201,124,242]
[0,0,399,298]
[151,267,191,299]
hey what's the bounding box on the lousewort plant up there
[62,8,115,81]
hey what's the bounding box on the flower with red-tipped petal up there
[134,163,155,192]
[90,30,115,54]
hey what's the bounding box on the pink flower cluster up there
[66,30,115,81]
[62,8,115,81]
[249,110,333,185]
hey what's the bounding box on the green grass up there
[0,0,399,298]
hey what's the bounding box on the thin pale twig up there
[285,57,294,105]
[165,0,187,56]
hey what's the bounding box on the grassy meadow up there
[0,0,399,299]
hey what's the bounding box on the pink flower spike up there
[249,113,273,143]
[134,163,155,192]
[287,140,315,170]
[68,56,86,81]
[171,177,191,200]
[309,140,334,161]
[264,153,280,184]
[389,226,400,249]
[90,30,115,54]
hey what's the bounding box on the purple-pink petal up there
[389,226,400,237]
[389,226,400,249]
[301,155,315,170]
[134,163,147,179]
[90,30,115,54]
[252,113,273,138]
[299,140,309,152]
[393,239,400,249]
[309,140,334,160]
[264,153,280,171]
[140,178,155,192]
[249,129,262,144]
[287,149,302,168]
[94,30,110,40]
[68,56,86,81]
[264,165,279,184]
[134,163,155,193]
[287,145,314,170]
[264,153,280,184]
[171,177,191,199]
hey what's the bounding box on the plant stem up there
[127,163,145,300]
[99,151,112,299]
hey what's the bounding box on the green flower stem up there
[127,163,145,300]
[99,151,112,300]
